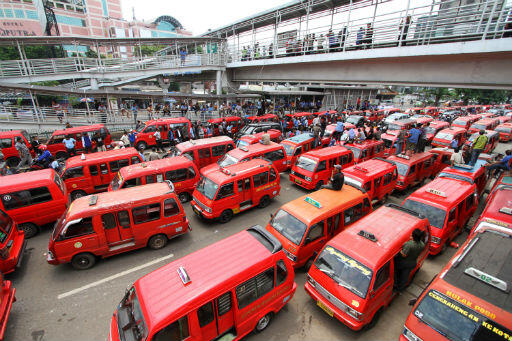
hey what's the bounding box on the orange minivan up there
[48,182,189,270]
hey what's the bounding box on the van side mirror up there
[305,237,312,245]
[408,298,417,306]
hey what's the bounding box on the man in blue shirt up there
[486,150,512,177]
[406,124,421,156]
[63,135,77,157]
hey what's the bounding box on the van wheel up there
[56,151,68,160]
[71,253,96,270]
[19,222,39,239]
[258,195,270,208]
[6,157,20,168]
[71,190,87,201]
[254,313,272,333]
[365,308,383,330]
[178,192,190,203]
[135,141,147,151]
[219,210,233,224]
[148,234,168,250]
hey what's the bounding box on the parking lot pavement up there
[4,143,509,341]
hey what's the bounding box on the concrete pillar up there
[216,70,222,95]
[90,78,99,90]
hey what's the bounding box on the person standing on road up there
[63,135,77,157]
[154,130,163,152]
[15,137,32,169]
[148,147,160,161]
[468,130,488,166]
[82,132,93,154]
[128,130,136,147]
[395,228,425,291]
[120,131,130,147]
[94,132,106,152]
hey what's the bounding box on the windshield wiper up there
[415,311,449,338]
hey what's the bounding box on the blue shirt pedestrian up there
[408,128,421,144]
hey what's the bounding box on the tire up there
[178,192,190,203]
[71,190,87,201]
[148,234,168,250]
[6,157,20,168]
[254,313,272,333]
[19,222,39,239]
[56,151,68,160]
[315,181,323,191]
[218,210,233,224]
[71,253,96,270]
[258,195,270,209]
[135,141,147,151]
[365,308,383,330]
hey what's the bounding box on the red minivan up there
[207,116,243,136]
[343,140,385,164]
[48,182,189,270]
[290,146,354,190]
[431,127,467,148]
[0,209,25,275]
[281,133,323,169]
[109,225,297,341]
[47,124,112,158]
[0,169,68,238]
[0,130,35,167]
[168,136,235,170]
[0,274,15,341]
[236,129,282,148]
[387,152,436,191]
[135,117,191,150]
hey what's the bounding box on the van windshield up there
[296,156,317,172]
[344,176,363,189]
[136,125,146,133]
[196,176,219,200]
[217,154,239,168]
[117,287,148,341]
[0,210,13,243]
[452,119,467,126]
[424,126,438,135]
[270,209,307,246]
[281,143,294,156]
[394,162,409,176]
[402,199,447,229]
[435,132,455,141]
[381,136,394,149]
[236,140,250,148]
[345,146,361,159]
[414,290,512,341]
[314,245,372,298]
[110,172,123,191]
[168,146,182,157]
[496,126,512,133]
[471,124,487,131]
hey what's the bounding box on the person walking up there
[15,137,32,170]
[356,27,364,48]
[63,135,77,157]
[148,147,160,161]
[154,130,163,152]
[94,132,106,152]
[81,132,93,154]
[128,130,137,147]
[468,130,488,166]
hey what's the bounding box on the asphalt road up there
[4,143,509,341]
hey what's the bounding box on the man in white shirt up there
[450,147,464,166]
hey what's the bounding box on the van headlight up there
[346,307,362,320]
[283,249,297,262]
[205,207,212,213]
[403,327,423,341]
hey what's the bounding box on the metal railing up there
[0,53,226,78]
[226,0,512,62]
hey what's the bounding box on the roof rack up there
[89,195,98,206]
[385,203,425,219]
[240,146,249,152]
[358,230,378,242]
[396,154,410,160]
[354,166,368,173]
[247,225,282,254]
[499,207,512,215]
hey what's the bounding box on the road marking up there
[57,253,174,299]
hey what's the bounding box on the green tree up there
[135,45,166,57]
[168,82,180,92]
[454,89,512,104]
[0,45,66,60]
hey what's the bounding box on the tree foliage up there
[0,45,66,60]
[454,89,512,104]
[134,45,165,57]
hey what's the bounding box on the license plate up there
[295,179,302,184]
[192,205,200,215]
[317,300,334,317]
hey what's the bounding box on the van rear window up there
[402,200,447,229]
[1,187,52,210]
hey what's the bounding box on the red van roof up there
[329,205,427,268]
[228,142,281,159]
[119,156,193,179]
[207,159,272,184]
[407,177,475,210]
[68,182,175,219]
[387,152,432,165]
[65,147,139,168]
[480,187,512,226]
[0,130,25,138]
[176,136,233,151]
[302,146,351,159]
[0,168,56,190]
[344,139,383,150]
[436,127,467,135]
[343,158,395,179]
[144,117,190,125]
[135,228,274,331]
[208,116,242,124]
[52,124,105,136]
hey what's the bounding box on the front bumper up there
[190,200,215,219]
[289,174,314,189]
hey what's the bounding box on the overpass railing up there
[0,52,226,78]
[227,0,512,62]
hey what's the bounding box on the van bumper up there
[46,250,60,265]
[304,281,365,331]
[190,200,215,219]
[429,242,443,256]
[0,281,15,341]
[289,174,314,190]
[2,231,26,274]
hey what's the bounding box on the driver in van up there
[395,228,426,291]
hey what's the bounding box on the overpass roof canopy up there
[0,36,225,47]
[202,0,363,38]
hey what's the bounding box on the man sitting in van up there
[395,228,425,291]
[485,150,512,177]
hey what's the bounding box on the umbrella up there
[80,97,94,103]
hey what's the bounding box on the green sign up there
[304,197,322,208]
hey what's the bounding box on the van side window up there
[294,146,302,156]
[100,163,108,175]
[236,268,275,309]
[217,292,232,316]
[374,177,382,188]
[62,217,94,239]
[363,182,371,192]
[448,207,457,222]
[344,203,363,224]
[164,199,180,216]
[264,149,284,161]
[101,213,116,229]
[306,221,324,243]
[361,149,368,158]
[269,168,277,182]
[253,172,269,187]
[408,164,416,175]
[143,125,156,133]
[109,160,121,172]
[1,187,52,210]
[131,156,141,164]
[317,161,327,172]
[89,165,98,176]
[166,169,188,183]
[226,143,234,152]
[212,145,226,156]
[199,148,211,158]
[373,261,390,291]
[329,158,335,168]
[216,183,234,200]
[132,203,161,224]
[117,211,130,228]
[123,178,137,188]
[348,153,353,163]
[153,316,189,341]
[465,194,474,211]
[197,302,214,327]
[183,151,194,160]
[146,175,156,184]
[188,167,196,179]
[383,172,392,185]
[0,139,12,148]
[276,260,288,286]
[63,167,84,180]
